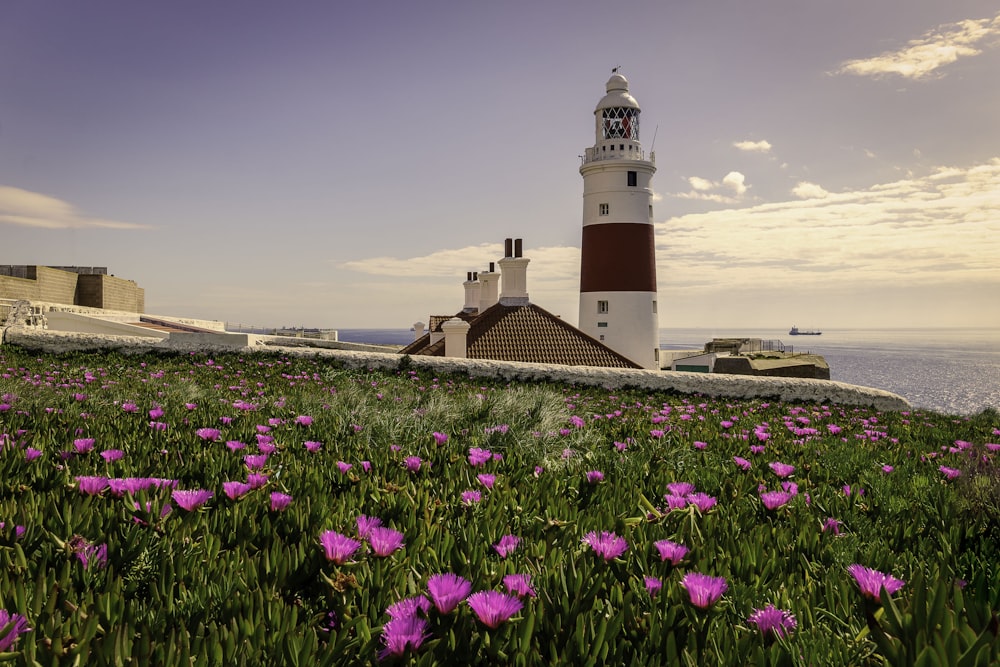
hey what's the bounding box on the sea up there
[335,327,1000,416]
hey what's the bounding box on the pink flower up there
[466,591,523,628]
[73,438,95,454]
[468,447,492,466]
[663,494,688,511]
[385,596,431,619]
[404,456,423,472]
[667,482,695,497]
[654,539,689,565]
[319,530,362,564]
[680,572,728,608]
[294,415,313,427]
[244,454,268,470]
[847,564,905,600]
[246,473,269,489]
[25,448,43,461]
[368,526,405,557]
[223,481,252,500]
[270,492,293,511]
[304,441,322,453]
[644,576,663,598]
[195,428,220,442]
[172,489,213,511]
[0,610,31,651]
[100,449,124,462]
[337,461,353,474]
[461,490,482,505]
[503,574,536,598]
[822,517,842,535]
[733,456,752,471]
[493,535,521,558]
[477,473,496,489]
[585,470,604,484]
[939,466,962,480]
[686,493,717,512]
[427,573,472,614]
[760,491,793,510]
[378,616,430,661]
[582,531,628,561]
[432,431,449,445]
[75,476,109,495]
[748,604,797,638]
[768,462,795,478]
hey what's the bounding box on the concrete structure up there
[0,325,911,412]
[0,266,144,313]
[578,72,659,370]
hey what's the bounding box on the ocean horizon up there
[334,326,999,416]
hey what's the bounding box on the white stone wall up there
[0,327,911,412]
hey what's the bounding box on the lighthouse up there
[578,71,660,369]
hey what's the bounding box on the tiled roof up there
[400,303,640,368]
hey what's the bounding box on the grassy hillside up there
[0,347,997,665]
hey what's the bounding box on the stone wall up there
[77,274,145,312]
[0,267,143,313]
[0,327,911,412]
[0,274,38,300]
[34,267,79,304]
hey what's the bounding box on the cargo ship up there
[789,326,821,336]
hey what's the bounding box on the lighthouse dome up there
[596,72,639,112]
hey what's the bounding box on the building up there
[400,239,640,369]
[0,266,144,312]
[578,71,660,370]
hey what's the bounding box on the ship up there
[789,326,821,336]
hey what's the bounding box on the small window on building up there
[597,300,609,314]
[652,300,657,314]
[627,171,637,187]
[648,205,653,219]
[597,322,608,328]
[599,335,605,341]
[619,144,624,151]
[599,203,609,216]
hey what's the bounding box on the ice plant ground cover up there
[0,348,998,665]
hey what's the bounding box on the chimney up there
[462,271,481,313]
[499,238,530,306]
[478,261,499,311]
[412,321,426,341]
[441,317,471,358]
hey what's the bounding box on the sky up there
[2,0,999,331]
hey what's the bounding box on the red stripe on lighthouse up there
[580,223,656,292]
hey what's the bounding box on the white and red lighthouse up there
[578,71,659,369]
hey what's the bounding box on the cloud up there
[658,158,1000,296]
[677,172,749,202]
[792,181,830,199]
[836,11,1000,79]
[0,185,152,230]
[733,140,772,153]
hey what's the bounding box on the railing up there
[581,147,655,165]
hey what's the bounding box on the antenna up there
[650,124,659,152]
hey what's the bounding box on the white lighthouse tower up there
[578,71,659,369]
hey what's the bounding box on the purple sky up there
[2,1,998,329]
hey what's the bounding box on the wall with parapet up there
[0,327,911,412]
[0,267,143,313]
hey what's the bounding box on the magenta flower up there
[644,576,663,598]
[121,402,138,413]
[750,444,765,455]
[686,493,717,512]
[694,441,707,450]
[73,438,95,454]
[468,447,492,466]
[100,449,124,462]
[585,470,604,484]
[304,440,323,453]
[149,407,164,420]
[386,596,431,619]
[68,535,108,570]
[223,481,252,500]
[734,456,752,471]
[0,610,31,651]
[270,492,293,511]
[427,573,473,614]
[847,564,905,600]
[477,473,497,489]
[75,476,109,496]
[503,574,536,598]
[822,517,842,535]
[881,465,894,473]
[195,428,220,442]
[226,440,246,452]
[378,615,430,661]
[404,456,423,472]
[246,473,269,489]
[748,604,797,638]
[368,527,405,557]
[244,454,268,470]
[337,461,353,474]
[467,591,523,628]
[320,530,362,564]
[461,490,482,505]
[582,531,629,561]
[663,494,688,511]
[939,466,962,480]
[493,534,521,558]
[667,482,695,496]
[680,572,728,608]
[432,431,449,445]
[768,462,795,478]
[356,515,383,540]
[294,415,313,427]
[361,461,372,472]
[172,489,213,511]
[654,539,689,565]
[760,491,793,510]
[25,447,42,461]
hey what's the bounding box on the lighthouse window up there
[597,322,608,328]
[597,300,609,314]
[627,171,637,187]
[599,203,609,216]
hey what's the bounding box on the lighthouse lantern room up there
[578,71,659,369]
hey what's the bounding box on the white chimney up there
[412,321,426,341]
[441,317,471,358]
[498,238,529,306]
[462,271,481,313]
[478,262,499,311]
